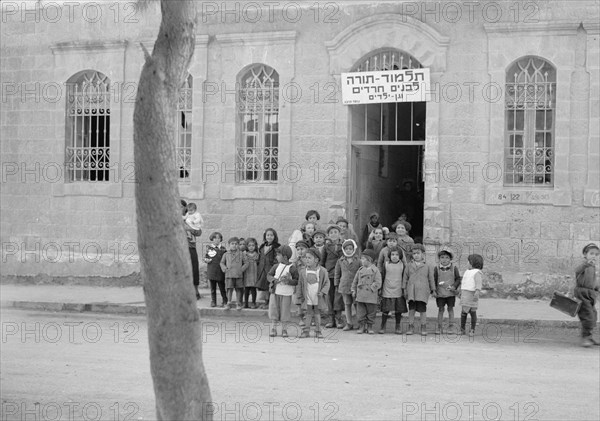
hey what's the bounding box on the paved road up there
[1,308,599,420]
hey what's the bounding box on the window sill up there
[52,182,123,198]
[485,185,571,206]
[220,183,292,201]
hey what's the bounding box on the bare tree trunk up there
[133,1,212,419]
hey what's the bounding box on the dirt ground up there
[1,308,599,420]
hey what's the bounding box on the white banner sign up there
[341,68,431,105]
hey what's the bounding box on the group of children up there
[197,206,599,346]
[200,209,489,339]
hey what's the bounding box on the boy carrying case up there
[549,291,581,317]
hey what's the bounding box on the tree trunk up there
[133,1,212,419]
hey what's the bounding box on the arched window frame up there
[65,70,111,182]
[350,48,426,143]
[504,56,556,186]
[236,64,280,183]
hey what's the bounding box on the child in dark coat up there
[575,243,600,347]
[204,232,227,307]
[321,225,345,328]
[256,228,280,309]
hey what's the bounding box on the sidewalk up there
[0,283,583,329]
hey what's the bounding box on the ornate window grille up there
[177,74,193,181]
[66,70,110,182]
[350,49,426,143]
[237,65,279,183]
[505,56,556,186]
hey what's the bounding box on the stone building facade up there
[1,1,599,281]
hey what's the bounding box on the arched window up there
[236,64,279,182]
[350,49,425,142]
[65,70,110,182]
[504,56,556,186]
[177,74,193,181]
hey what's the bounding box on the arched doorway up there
[349,48,426,244]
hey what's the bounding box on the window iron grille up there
[177,74,193,181]
[237,65,279,183]
[504,57,556,186]
[350,49,425,142]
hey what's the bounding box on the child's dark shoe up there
[367,326,375,335]
[281,330,288,338]
[460,328,466,335]
[298,320,306,327]
[315,331,324,339]
[270,329,277,337]
[325,321,335,328]
[343,324,353,331]
[581,337,593,347]
[469,329,475,338]
[210,301,216,308]
[356,325,363,334]
[395,325,403,335]
[435,325,442,335]
[298,331,309,339]
[406,324,414,335]
[421,325,428,336]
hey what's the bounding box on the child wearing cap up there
[403,243,435,336]
[292,240,310,326]
[334,239,362,330]
[459,254,484,337]
[312,230,327,263]
[336,217,359,243]
[220,237,249,310]
[297,248,330,339]
[351,249,382,334]
[574,243,600,347]
[321,225,345,328]
[267,245,299,337]
[434,249,462,334]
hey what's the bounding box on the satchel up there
[549,291,582,317]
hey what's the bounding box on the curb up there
[1,300,581,329]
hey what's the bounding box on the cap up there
[312,229,327,238]
[361,249,377,261]
[295,240,310,250]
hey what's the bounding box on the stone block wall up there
[1,1,599,280]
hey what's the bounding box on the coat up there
[220,250,248,279]
[243,251,260,287]
[296,265,330,311]
[334,256,362,293]
[321,240,344,279]
[403,261,435,303]
[351,265,382,304]
[266,262,299,294]
[256,242,280,291]
[204,244,226,281]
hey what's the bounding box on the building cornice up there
[216,31,296,45]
